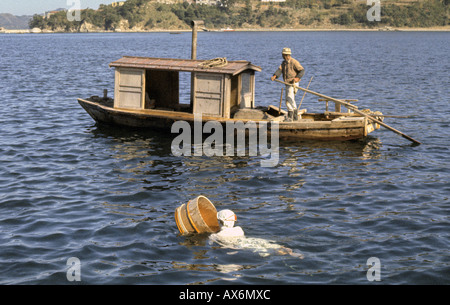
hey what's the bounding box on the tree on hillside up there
[98,5,121,30]
[29,14,46,29]
[118,0,146,28]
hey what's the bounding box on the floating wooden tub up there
[175,196,220,234]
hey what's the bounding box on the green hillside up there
[29,0,449,32]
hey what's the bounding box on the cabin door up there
[114,68,145,109]
[193,73,223,117]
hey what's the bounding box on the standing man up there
[271,48,305,121]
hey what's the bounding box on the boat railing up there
[318,98,358,114]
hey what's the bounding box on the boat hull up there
[78,98,378,141]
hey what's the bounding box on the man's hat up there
[282,47,292,55]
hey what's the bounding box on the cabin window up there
[240,71,254,109]
[180,72,192,112]
[230,72,254,115]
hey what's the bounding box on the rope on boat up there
[198,57,228,68]
[361,109,384,121]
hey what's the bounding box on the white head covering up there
[217,209,237,228]
[211,209,244,240]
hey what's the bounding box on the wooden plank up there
[141,69,145,109]
[223,74,231,119]
[267,105,287,116]
[114,69,120,108]
[230,74,240,110]
[250,72,256,108]
[332,117,365,121]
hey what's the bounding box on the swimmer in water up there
[209,209,304,259]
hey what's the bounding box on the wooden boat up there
[78,97,381,142]
[78,55,383,141]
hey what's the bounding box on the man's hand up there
[271,75,277,81]
[293,77,300,83]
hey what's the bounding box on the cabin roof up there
[109,56,262,76]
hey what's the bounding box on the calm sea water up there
[0,31,449,285]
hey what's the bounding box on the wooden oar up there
[324,112,415,118]
[274,79,421,145]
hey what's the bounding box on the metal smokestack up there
[191,20,204,60]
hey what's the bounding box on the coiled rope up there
[198,57,228,68]
[361,109,384,121]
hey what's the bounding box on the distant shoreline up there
[1,26,449,34]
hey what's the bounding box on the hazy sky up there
[0,0,116,16]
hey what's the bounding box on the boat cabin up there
[109,56,261,118]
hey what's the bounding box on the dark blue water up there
[0,31,449,285]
